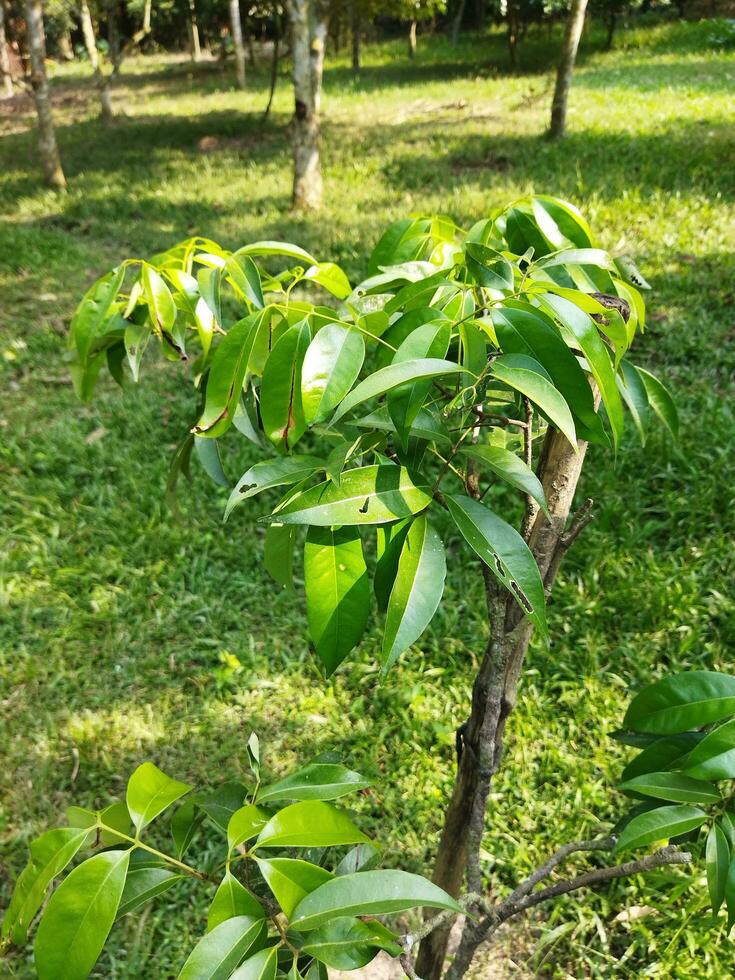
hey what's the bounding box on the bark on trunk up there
[58,28,73,60]
[25,0,66,188]
[287,0,326,211]
[229,0,246,88]
[350,2,360,72]
[408,19,417,57]
[188,0,202,61]
[415,426,591,980]
[605,11,616,50]
[262,11,280,120]
[79,0,113,121]
[549,0,589,138]
[450,0,465,44]
[0,0,14,99]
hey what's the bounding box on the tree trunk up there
[262,9,280,120]
[0,0,14,98]
[58,27,74,60]
[187,0,202,61]
[287,0,327,211]
[79,0,113,121]
[142,0,151,36]
[350,1,360,72]
[605,10,616,50]
[408,18,417,57]
[25,0,66,188]
[549,0,589,138]
[229,0,246,88]
[416,427,591,980]
[450,0,465,44]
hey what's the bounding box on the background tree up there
[24,0,66,187]
[78,0,114,121]
[229,0,246,87]
[0,0,14,97]
[549,0,588,137]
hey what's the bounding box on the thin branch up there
[505,835,615,906]
[543,496,595,592]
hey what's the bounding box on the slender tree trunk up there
[187,0,202,61]
[287,0,327,211]
[408,18,417,57]
[229,0,246,88]
[350,1,360,72]
[605,10,616,49]
[79,0,113,121]
[549,0,589,138]
[416,427,592,979]
[0,0,14,98]
[58,27,74,60]
[24,0,66,188]
[262,13,280,119]
[450,0,465,44]
[142,0,151,36]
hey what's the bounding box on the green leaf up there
[684,718,735,780]
[225,456,324,520]
[2,827,91,944]
[636,366,679,441]
[260,322,311,449]
[226,253,264,309]
[334,844,380,876]
[464,242,514,291]
[117,864,181,919]
[446,495,547,638]
[264,523,297,592]
[304,263,352,300]
[257,764,370,804]
[726,854,735,931]
[614,804,707,853]
[269,465,432,527]
[617,772,721,804]
[253,801,370,851]
[194,312,262,437]
[624,671,735,735]
[707,823,730,917]
[351,406,452,446]
[621,733,704,782]
[290,869,462,932]
[198,782,248,832]
[35,849,130,980]
[301,916,400,969]
[304,526,370,675]
[124,321,152,383]
[227,805,270,852]
[171,800,202,858]
[301,324,365,424]
[382,515,446,674]
[367,218,431,275]
[207,873,265,931]
[197,266,223,331]
[235,241,318,265]
[194,436,228,488]
[491,354,577,448]
[177,916,266,980]
[256,858,333,918]
[70,266,125,363]
[229,946,279,980]
[374,519,411,611]
[331,359,465,424]
[141,263,177,335]
[126,762,191,832]
[617,360,651,446]
[531,196,594,249]
[387,322,451,445]
[460,445,548,516]
[536,292,624,447]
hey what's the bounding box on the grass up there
[1,16,734,979]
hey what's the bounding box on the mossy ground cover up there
[1,18,733,977]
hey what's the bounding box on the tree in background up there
[286,0,328,210]
[229,0,246,86]
[0,0,14,97]
[78,0,114,121]
[24,0,66,187]
[549,0,588,137]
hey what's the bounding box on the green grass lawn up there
[1,17,734,979]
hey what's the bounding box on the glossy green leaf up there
[227,805,270,852]
[387,322,451,444]
[290,869,462,931]
[684,718,735,780]
[257,764,370,804]
[460,445,548,516]
[304,525,370,675]
[207,873,265,930]
[2,827,91,944]
[382,515,446,674]
[301,916,400,969]
[229,946,279,980]
[117,865,181,919]
[178,915,266,980]
[464,241,514,291]
[446,494,547,638]
[260,322,311,449]
[351,406,452,446]
[225,457,324,520]
[304,263,352,300]
[269,465,432,527]
[198,782,248,832]
[535,248,614,271]
[226,253,264,309]
[334,844,380,877]
[256,858,333,918]
[141,263,177,335]
[264,523,297,592]
[197,266,223,331]
[331,358,465,424]
[194,312,262,437]
[71,265,125,363]
[235,241,318,265]
[614,804,706,853]
[194,436,228,488]
[171,800,202,858]
[707,823,730,917]
[531,196,594,249]
[491,354,577,448]
[301,324,365,424]
[624,671,735,735]
[126,762,191,832]
[617,771,721,804]
[374,519,411,611]
[617,360,651,446]
[637,366,679,441]
[35,849,130,980]
[254,801,370,850]
[124,321,152,383]
[621,733,704,782]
